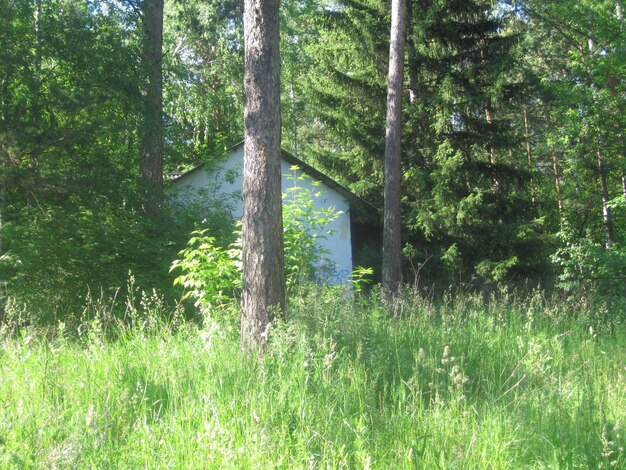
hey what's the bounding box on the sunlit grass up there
[1,288,624,468]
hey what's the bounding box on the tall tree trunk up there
[241,0,286,352]
[382,0,407,293]
[544,109,565,223]
[523,105,535,204]
[139,0,164,215]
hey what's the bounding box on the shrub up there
[171,170,344,317]
[551,222,626,311]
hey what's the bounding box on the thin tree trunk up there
[523,105,535,204]
[382,0,407,293]
[241,0,286,352]
[545,110,565,223]
[139,0,164,215]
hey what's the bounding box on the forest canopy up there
[1,0,624,319]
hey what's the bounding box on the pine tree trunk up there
[241,0,286,352]
[382,0,407,293]
[139,0,164,215]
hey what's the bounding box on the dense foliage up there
[1,0,625,314]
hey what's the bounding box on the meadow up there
[1,288,624,468]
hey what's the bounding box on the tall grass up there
[1,287,624,468]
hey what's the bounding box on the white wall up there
[171,146,353,284]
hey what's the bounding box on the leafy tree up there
[163,0,244,168]
[514,0,625,302]
[0,0,189,317]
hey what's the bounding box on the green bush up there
[552,222,626,311]
[170,170,343,316]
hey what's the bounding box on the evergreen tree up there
[406,0,543,284]
[290,0,543,285]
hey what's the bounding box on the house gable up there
[170,143,368,284]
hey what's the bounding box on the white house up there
[169,142,378,284]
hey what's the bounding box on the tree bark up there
[241,0,286,352]
[139,0,164,215]
[382,0,407,293]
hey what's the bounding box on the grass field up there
[1,288,625,468]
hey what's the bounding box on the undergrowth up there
[0,287,624,468]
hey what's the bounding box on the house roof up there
[171,141,379,214]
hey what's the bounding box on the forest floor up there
[1,288,625,468]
